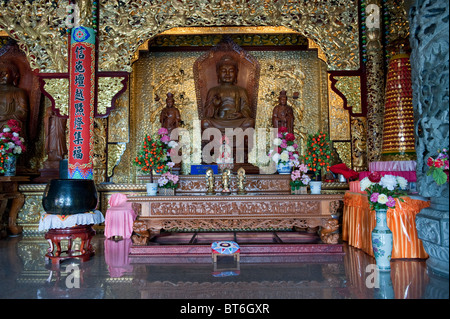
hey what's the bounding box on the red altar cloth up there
[359,170,417,182]
[342,192,429,259]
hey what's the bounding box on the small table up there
[39,210,105,265]
[45,225,96,264]
[0,176,29,238]
[211,241,241,263]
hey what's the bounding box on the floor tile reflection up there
[0,234,448,299]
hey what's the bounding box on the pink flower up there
[386,196,396,208]
[370,192,379,203]
[158,127,168,135]
[160,135,170,143]
[280,140,287,148]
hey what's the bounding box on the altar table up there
[0,176,29,237]
[128,193,344,244]
[342,192,430,259]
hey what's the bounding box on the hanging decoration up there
[381,53,416,160]
[68,26,96,179]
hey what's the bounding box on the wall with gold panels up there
[111,46,329,183]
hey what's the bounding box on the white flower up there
[12,132,19,137]
[280,151,289,162]
[13,146,22,154]
[360,177,373,191]
[286,146,295,152]
[377,194,388,204]
[271,153,280,163]
[168,141,178,148]
[396,176,408,190]
[273,138,282,146]
[3,127,10,133]
[380,174,398,191]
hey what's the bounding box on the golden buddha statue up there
[201,55,255,131]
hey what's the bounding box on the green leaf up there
[432,169,447,185]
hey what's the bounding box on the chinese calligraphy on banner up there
[68,26,95,179]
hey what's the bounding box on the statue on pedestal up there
[0,62,28,134]
[272,90,294,133]
[201,55,255,131]
[160,92,181,136]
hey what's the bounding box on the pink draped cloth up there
[359,170,417,182]
[104,193,137,239]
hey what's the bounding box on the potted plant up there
[157,171,180,195]
[290,163,311,194]
[0,119,26,176]
[302,131,331,194]
[426,148,449,185]
[268,126,300,174]
[134,127,177,195]
[360,172,408,270]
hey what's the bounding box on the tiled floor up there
[0,233,448,301]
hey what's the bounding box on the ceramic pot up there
[146,182,158,196]
[309,181,322,194]
[277,162,291,174]
[372,208,393,271]
[3,155,16,176]
[42,179,98,215]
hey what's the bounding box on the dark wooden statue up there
[272,90,294,133]
[194,37,260,133]
[193,38,260,173]
[159,92,181,135]
[0,62,28,132]
[201,55,255,131]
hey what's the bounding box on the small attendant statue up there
[237,167,247,195]
[221,168,231,195]
[206,168,215,195]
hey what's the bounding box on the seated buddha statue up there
[201,55,255,131]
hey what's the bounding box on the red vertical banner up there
[68,26,95,179]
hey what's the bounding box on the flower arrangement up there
[158,171,179,189]
[303,131,331,180]
[360,172,407,210]
[290,163,311,190]
[0,119,26,157]
[426,148,449,185]
[0,151,5,174]
[268,127,299,165]
[134,127,177,182]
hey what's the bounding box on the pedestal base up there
[44,225,96,265]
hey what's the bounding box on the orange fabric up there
[343,192,429,259]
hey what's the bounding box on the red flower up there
[279,127,288,133]
[285,133,295,141]
[368,171,381,183]
[434,158,444,168]
[427,157,434,167]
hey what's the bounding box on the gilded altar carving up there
[42,78,69,116]
[147,200,321,217]
[98,0,360,72]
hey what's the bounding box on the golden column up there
[365,0,386,163]
[381,53,416,160]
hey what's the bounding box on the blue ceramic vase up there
[277,162,291,174]
[371,208,393,271]
[3,155,17,176]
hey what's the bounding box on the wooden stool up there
[45,225,96,265]
[211,241,240,263]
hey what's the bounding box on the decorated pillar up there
[68,26,96,179]
[364,0,386,163]
[381,53,416,160]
